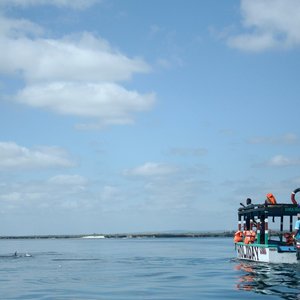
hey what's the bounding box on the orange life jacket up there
[266,193,277,205]
[244,230,256,244]
[250,230,256,243]
[234,231,243,243]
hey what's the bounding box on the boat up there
[82,235,105,239]
[234,188,300,264]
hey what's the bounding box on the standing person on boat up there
[294,214,300,240]
[265,193,277,205]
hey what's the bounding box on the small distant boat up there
[0,252,32,258]
[234,188,300,264]
[82,235,105,239]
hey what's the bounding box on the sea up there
[0,237,299,300]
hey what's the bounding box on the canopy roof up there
[238,204,300,218]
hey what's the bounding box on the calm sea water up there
[0,237,299,299]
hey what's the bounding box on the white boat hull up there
[235,243,298,264]
[82,235,105,239]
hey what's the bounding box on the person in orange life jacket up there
[234,231,243,243]
[244,230,256,244]
[265,193,277,205]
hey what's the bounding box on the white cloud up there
[124,162,178,177]
[0,16,43,38]
[0,174,88,213]
[0,142,74,170]
[0,0,100,9]
[0,28,150,83]
[227,0,300,52]
[16,82,155,126]
[47,174,88,193]
[266,155,300,167]
[0,15,155,128]
[48,174,87,186]
[249,133,299,144]
[228,33,276,52]
[0,192,22,202]
[168,147,207,156]
[100,185,121,203]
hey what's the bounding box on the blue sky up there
[0,0,300,235]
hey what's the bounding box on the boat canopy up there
[238,203,300,218]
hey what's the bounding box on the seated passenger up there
[244,230,256,244]
[283,233,294,245]
[234,231,243,243]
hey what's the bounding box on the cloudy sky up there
[0,0,300,235]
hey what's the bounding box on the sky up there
[0,0,300,235]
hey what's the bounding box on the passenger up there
[265,193,277,205]
[234,231,243,243]
[283,233,294,245]
[244,230,256,244]
[250,230,256,243]
[294,214,300,240]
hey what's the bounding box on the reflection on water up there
[235,260,300,299]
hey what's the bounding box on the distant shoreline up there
[0,231,235,239]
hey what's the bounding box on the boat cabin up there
[238,203,300,246]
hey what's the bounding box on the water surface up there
[0,238,299,299]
